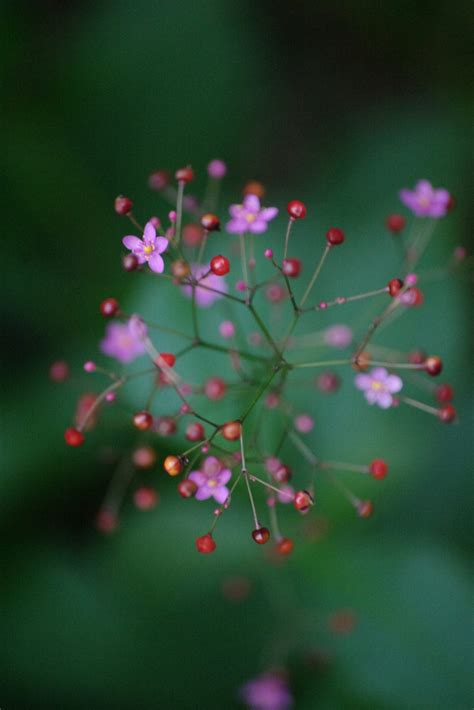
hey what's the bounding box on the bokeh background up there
[1,1,472,708]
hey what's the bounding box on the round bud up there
[171,259,191,279]
[64,427,84,447]
[434,383,454,403]
[277,538,294,556]
[352,352,371,371]
[437,405,456,423]
[114,195,133,215]
[200,213,221,232]
[425,356,443,376]
[132,446,156,469]
[196,533,216,554]
[175,166,194,183]
[148,170,170,191]
[385,214,406,233]
[326,227,345,246]
[204,377,227,400]
[243,180,265,198]
[388,278,404,297]
[155,416,177,436]
[207,159,227,179]
[408,349,426,365]
[282,258,302,278]
[155,352,176,368]
[49,360,70,383]
[183,223,204,247]
[178,479,198,498]
[210,255,230,276]
[163,455,182,477]
[264,248,273,259]
[273,465,292,484]
[100,297,119,317]
[133,411,153,431]
[287,200,307,220]
[252,527,270,545]
[294,490,314,513]
[186,422,205,441]
[369,459,388,479]
[133,487,158,510]
[221,421,241,441]
[316,371,340,394]
[357,500,373,518]
[122,253,139,272]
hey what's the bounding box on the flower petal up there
[260,207,278,221]
[143,221,156,245]
[229,203,244,218]
[195,487,213,501]
[188,471,207,487]
[202,456,220,476]
[385,374,403,393]
[226,218,248,234]
[354,374,372,390]
[148,252,164,273]
[212,486,229,505]
[122,235,143,251]
[249,219,269,234]
[155,236,169,254]
[216,468,232,486]
[377,392,393,409]
[243,194,260,212]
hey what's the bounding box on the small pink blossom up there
[277,484,294,504]
[122,221,168,273]
[239,672,293,710]
[207,159,227,179]
[219,320,235,338]
[324,324,353,348]
[399,180,450,218]
[294,414,314,433]
[181,263,228,307]
[226,194,278,235]
[100,319,147,363]
[188,457,232,504]
[354,367,403,409]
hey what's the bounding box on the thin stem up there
[77,378,125,431]
[174,180,185,246]
[401,396,439,416]
[191,285,200,339]
[283,217,294,259]
[289,358,351,370]
[239,233,249,287]
[304,286,388,312]
[352,298,400,362]
[249,474,294,500]
[318,461,369,473]
[289,430,318,466]
[127,213,144,233]
[240,366,280,422]
[199,340,268,364]
[300,245,331,307]
[185,278,246,304]
[197,232,208,265]
[248,303,282,358]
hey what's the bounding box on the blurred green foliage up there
[0,1,472,708]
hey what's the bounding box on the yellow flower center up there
[143,244,154,255]
[371,381,383,391]
[419,196,430,207]
[246,213,256,223]
[207,479,217,488]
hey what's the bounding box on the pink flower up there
[323,324,353,348]
[181,263,228,307]
[294,414,314,433]
[226,194,278,234]
[188,457,232,504]
[122,221,168,273]
[219,320,235,338]
[354,367,403,409]
[239,672,293,710]
[207,159,227,179]
[277,484,294,504]
[100,319,147,363]
[399,180,450,218]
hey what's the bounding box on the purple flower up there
[226,195,278,235]
[181,263,228,307]
[188,457,232,504]
[354,367,403,409]
[399,180,450,218]
[122,221,168,273]
[100,319,146,363]
[239,672,293,710]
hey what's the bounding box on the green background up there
[1,1,472,708]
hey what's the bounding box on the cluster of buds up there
[57,163,468,554]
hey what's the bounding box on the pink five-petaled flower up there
[122,221,168,273]
[239,671,293,710]
[399,180,450,218]
[188,456,232,504]
[181,263,228,307]
[354,367,403,409]
[100,319,147,363]
[226,194,278,234]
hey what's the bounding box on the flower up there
[188,457,231,504]
[354,367,402,408]
[324,324,353,348]
[122,221,168,273]
[226,194,278,234]
[239,672,293,710]
[181,263,228,307]
[207,159,227,179]
[399,180,450,218]
[100,319,146,363]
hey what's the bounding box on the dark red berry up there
[434,383,454,403]
[357,500,373,518]
[200,213,221,232]
[100,297,119,317]
[316,371,340,393]
[175,166,194,183]
[294,490,314,513]
[196,533,216,554]
[178,479,198,498]
[96,508,119,534]
[133,487,158,510]
[369,459,388,479]
[205,377,227,400]
[437,405,456,423]
[388,278,404,297]
[326,227,345,246]
[114,195,133,215]
[122,253,139,272]
[272,465,292,484]
[133,411,153,430]
[287,200,307,220]
[243,180,265,198]
[64,427,84,447]
[282,258,301,278]
[386,214,406,233]
[408,349,427,365]
[277,538,294,556]
[221,421,241,441]
[252,527,270,545]
[50,360,70,382]
[425,356,443,376]
[210,255,230,276]
[155,352,176,368]
[148,170,170,191]
[186,422,205,441]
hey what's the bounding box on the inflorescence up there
[58,163,467,554]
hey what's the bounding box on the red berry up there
[388,278,404,297]
[178,479,198,498]
[49,360,70,382]
[155,416,177,436]
[122,253,139,272]
[204,376,227,400]
[114,195,133,215]
[294,490,314,513]
[316,371,340,394]
[252,527,270,545]
[357,500,373,518]
[369,459,388,479]
[132,446,157,469]
[221,421,241,441]
[133,487,158,510]
[196,533,216,554]
[148,170,170,191]
[201,213,221,232]
[155,352,176,368]
[95,508,118,534]
[277,538,294,556]
[100,297,119,317]
[186,422,205,441]
[447,195,456,212]
[287,200,307,220]
[164,455,182,477]
[438,405,456,423]
[133,411,153,430]
[425,356,443,376]
[183,223,204,247]
[408,349,426,365]
[434,383,454,403]
[210,255,230,276]
[282,258,301,278]
[272,465,292,483]
[386,214,406,233]
[64,427,84,447]
[326,227,345,246]
[175,166,194,183]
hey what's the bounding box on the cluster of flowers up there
[57,162,466,562]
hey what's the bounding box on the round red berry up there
[133,411,153,431]
[287,200,307,220]
[434,383,454,403]
[294,490,314,513]
[178,479,198,498]
[221,421,241,441]
[252,527,270,545]
[64,427,84,447]
[437,405,456,423]
[186,422,205,441]
[210,255,230,276]
[425,356,443,376]
[386,214,406,233]
[369,459,388,479]
[408,349,426,365]
[196,533,216,554]
[282,258,301,278]
[175,166,194,183]
[133,487,158,510]
[155,352,176,368]
[148,170,170,191]
[132,446,156,469]
[114,195,133,215]
[272,465,292,483]
[326,227,345,246]
[277,538,294,556]
[357,500,373,518]
[183,223,204,247]
[100,297,119,317]
[388,278,404,297]
[164,455,182,477]
[204,376,227,400]
[201,213,221,232]
[122,253,139,272]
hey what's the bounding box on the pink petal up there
[365,390,378,404]
[371,367,389,381]
[148,252,164,273]
[386,374,403,393]
[229,203,244,218]
[188,471,207,487]
[249,219,269,234]
[260,207,278,221]
[415,180,433,196]
[217,468,232,486]
[202,456,220,476]
[213,486,229,505]
[226,218,248,234]
[195,487,213,501]
[243,194,260,212]
[122,235,143,251]
[143,222,156,244]
[377,392,393,409]
[354,374,372,390]
[155,236,169,254]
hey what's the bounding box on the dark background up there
[1,1,472,708]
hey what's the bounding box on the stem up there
[174,180,185,246]
[300,245,331,307]
[283,218,294,259]
[199,340,268,364]
[239,233,249,286]
[77,378,125,431]
[249,474,294,499]
[248,304,282,358]
[197,232,208,265]
[289,358,351,370]
[401,396,439,416]
[240,366,280,422]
